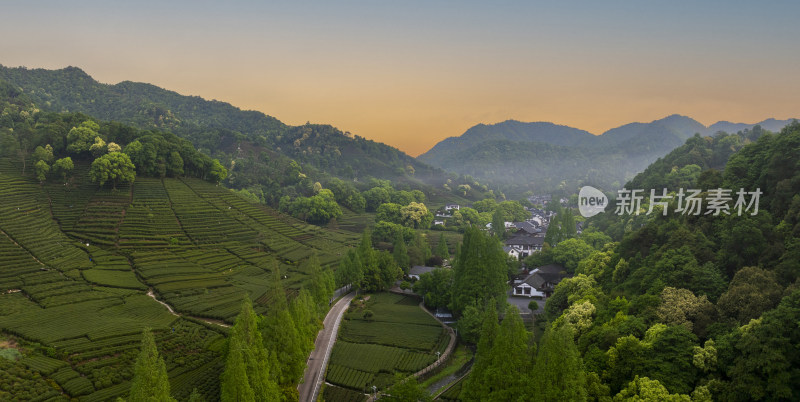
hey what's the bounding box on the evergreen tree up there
[532,325,587,401]
[308,254,335,312]
[408,231,431,266]
[261,266,305,398]
[129,328,175,402]
[450,227,508,315]
[221,337,256,402]
[562,209,577,238]
[544,205,578,246]
[544,215,559,246]
[436,232,449,260]
[362,250,401,291]
[462,299,498,401]
[492,206,506,238]
[392,228,410,272]
[349,250,364,290]
[223,297,279,402]
[358,229,378,277]
[484,305,532,401]
[335,250,354,289]
[290,288,319,352]
[464,303,534,401]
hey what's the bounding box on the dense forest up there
[412,122,800,401]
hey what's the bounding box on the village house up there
[528,194,552,207]
[408,265,438,280]
[445,204,460,212]
[514,221,541,235]
[503,246,521,260]
[504,234,545,259]
[512,264,568,298]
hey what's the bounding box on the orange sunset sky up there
[2,1,799,156]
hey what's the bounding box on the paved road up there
[298,291,355,402]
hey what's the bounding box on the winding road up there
[298,291,355,402]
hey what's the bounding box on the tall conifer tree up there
[532,325,587,401]
[462,299,498,401]
[436,232,449,260]
[222,297,279,402]
[393,228,410,271]
[221,337,256,402]
[129,328,175,402]
[262,265,305,398]
[450,227,508,314]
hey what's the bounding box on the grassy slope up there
[0,157,356,400]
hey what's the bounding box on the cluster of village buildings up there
[418,195,580,302]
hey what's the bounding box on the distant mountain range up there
[417,115,796,195]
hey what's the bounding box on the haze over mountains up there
[418,115,797,195]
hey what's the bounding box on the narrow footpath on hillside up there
[146,288,231,328]
[298,291,356,402]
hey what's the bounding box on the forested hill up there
[418,115,797,197]
[420,120,597,158]
[0,65,285,138]
[0,65,467,202]
[494,121,800,401]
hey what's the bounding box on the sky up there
[1,1,799,156]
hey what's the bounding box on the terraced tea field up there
[0,158,357,400]
[325,293,450,394]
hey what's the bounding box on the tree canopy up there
[89,151,136,189]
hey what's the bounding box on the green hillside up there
[0,65,479,207]
[434,122,800,401]
[0,155,355,400]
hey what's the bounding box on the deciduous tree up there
[52,157,74,184]
[716,266,782,324]
[32,144,53,163]
[66,120,100,156]
[89,151,136,189]
[413,268,453,308]
[34,160,49,182]
[208,158,228,183]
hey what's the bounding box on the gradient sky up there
[2,1,799,156]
